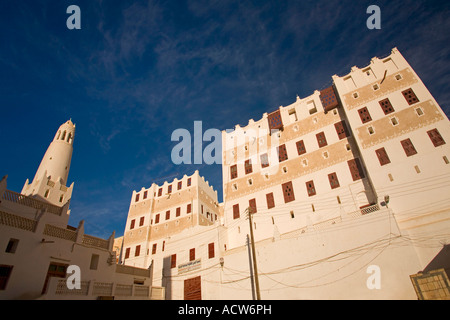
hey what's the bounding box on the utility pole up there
[247,207,261,300]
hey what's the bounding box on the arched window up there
[61,131,66,141]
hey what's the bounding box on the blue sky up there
[1,0,449,238]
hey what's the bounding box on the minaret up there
[22,120,76,206]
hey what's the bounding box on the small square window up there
[395,74,402,81]
[5,239,19,254]
[353,92,359,99]
[373,84,379,91]
[390,117,399,126]
[415,107,424,116]
[368,126,375,135]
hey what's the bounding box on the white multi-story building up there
[120,48,450,300]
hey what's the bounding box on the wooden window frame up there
[402,88,419,105]
[266,192,275,209]
[296,140,306,155]
[282,181,295,203]
[328,172,340,189]
[233,204,240,219]
[400,138,418,157]
[316,131,328,148]
[306,180,316,197]
[375,147,391,166]
[427,128,446,147]
[230,164,238,179]
[379,98,395,115]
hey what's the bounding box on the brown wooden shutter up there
[320,86,340,112]
[427,128,446,147]
[155,214,160,224]
[171,254,177,268]
[158,188,163,196]
[402,88,419,105]
[400,138,417,157]
[306,180,316,197]
[152,243,157,254]
[282,181,295,203]
[176,207,181,217]
[178,181,182,190]
[249,198,257,214]
[230,164,238,179]
[135,245,141,257]
[328,172,340,189]
[296,140,306,155]
[187,178,192,186]
[379,98,395,115]
[184,276,201,300]
[245,159,253,174]
[266,192,275,209]
[130,219,135,229]
[168,185,172,193]
[268,110,283,131]
[375,147,391,166]
[139,216,145,226]
[358,107,372,123]
[189,248,195,261]
[165,210,170,220]
[135,194,140,202]
[316,132,328,148]
[334,120,350,140]
[277,144,288,162]
[125,248,130,259]
[143,191,148,199]
[187,203,192,213]
[208,243,215,259]
[348,158,365,181]
[233,204,240,219]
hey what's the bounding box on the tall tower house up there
[21,120,76,207]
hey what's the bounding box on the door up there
[184,276,201,300]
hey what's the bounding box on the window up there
[296,140,306,155]
[187,178,192,186]
[266,192,275,209]
[277,144,288,162]
[230,164,238,179]
[358,107,372,124]
[334,120,350,140]
[171,254,177,268]
[245,159,253,174]
[5,239,19,254]
[376,147,391,166]
[135,194,140,202]
[187,204,192,214]
[348,158,365,181]
[139,216,145,226]
[176,207,181,217]
[233,204,240,219]
[90,254,99,270]
[328,172,340,189]
[249,198,257,214]
[260,153,269,168]
[189,248,195,261]
[155,214,160,224]
[379,98,395,115]
[268,110,283,131]
[130,219,135,230]
[152,244,157,255]
[125,248,130,259]
[427,128,446,147]
[165,210,170,220]
[282,181,295,203]
[306,180,316,197]
[158,188,163,197]
[316,132,328,148]
[390,117,399,126]
[178,181,182,190]
[402,88,419,105]
[0,265,13,290]
[143,191,148,199]
[168,185,172,194]
[401,139,417,157]
[208,243,215,259]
